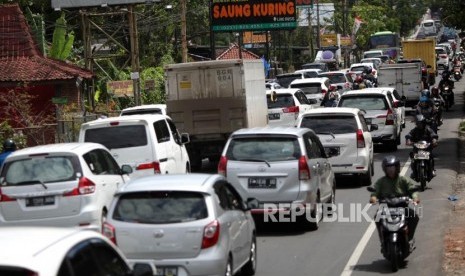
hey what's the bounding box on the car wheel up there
[225,256,233,276]
[301,193,322,231]
[241,236,257,276]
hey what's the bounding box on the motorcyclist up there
[405,114,438,179]
[416,95,438,132]
[369,155,420,249]
[321,85,339,107]
[364,67,377,87]
[430,86,444,125]
[439,67,455,105]
[0,139,17,167]
[352,75,365,90]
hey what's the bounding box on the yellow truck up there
[401,38,437,85]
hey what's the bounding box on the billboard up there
[52,0,160,9]
[211,0,297,32]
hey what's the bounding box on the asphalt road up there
[199,73,463,275]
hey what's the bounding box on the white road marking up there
[340,158,410,276]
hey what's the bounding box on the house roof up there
[216,43,260,60]
[0,4,92,82]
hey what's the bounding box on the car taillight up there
[102,222,117,245]
[440,54,448,58]
[298,156,311,180]
[357,129,366,148]
[321,89,327,95]
[217,156,228,177]
[202,220,220,249]
[64,177,96,196]
[283,106,299,113]
[0,187,15,202]
[136,162,161,174]
[378,109,395,125]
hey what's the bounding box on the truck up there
[164,59,268,170]
[377,62,423,108]
[401,38,437,85]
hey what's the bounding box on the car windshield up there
[351,66,369,72]
[300,115,358,134]
[289,83,321,95]
[84,125,148,149]
[320,74,346,84]
[339,96,388,110]
[2,156,78,185]
[113,191,208,224]
[226,137,301,162]
[302,71,320,78]
[276,74,302,88]
[267,93,296,108]
[121,109,163,116]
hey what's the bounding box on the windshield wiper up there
[317,132,336,139]
[238,158,271,167]
[13,180,48,190]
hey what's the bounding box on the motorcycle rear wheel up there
[419,166,426,191]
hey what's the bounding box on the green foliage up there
[50,12,74,60]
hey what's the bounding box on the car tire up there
[241,236,257,276]
[396,133,401,145]
[387,140,398,151]
[300,193,322,231]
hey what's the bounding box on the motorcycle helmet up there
[431,86,439,96]
[2,139,16,152]
[415,114,427,129]
[381,155,401,175]
[420,89,430,98]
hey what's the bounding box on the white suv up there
[218,127,336,230]
[0,143,132,231]
[296,108,375,185]
[266,89,316,127]
[289,77,331,103]
[337,90,402,150]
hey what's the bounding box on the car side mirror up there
[245,198,260,210]
[121,165,133,175]
[132,263,154,276]
[370,124,379,131]
[181,133,190,144]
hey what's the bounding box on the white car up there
[360,57,382,71]
[0,143,132,231]
[296,108,375,185]
[289,77,331,103]
[350,63,378,80]
[103,174,257,276]
[337,89,402,150]
[436,46,450,69]
[0,227,155,275]
[120,104,167,116]
[294,68,323,78]
[266,88,316,127]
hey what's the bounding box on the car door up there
[152,119,172,173]
[166,118,187,173]
[214,182,244,270]
[310,134,332,203]
[302,133,322,196]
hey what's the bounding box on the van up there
[421,19,437,36]
[79,115,191,178]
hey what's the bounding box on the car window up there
[121,108,162,116]
[339,95,388,110]
[289,82,321,95]
[112,191,208,223]
[350,66,369,72]
[303,134,323,158]
[358,113,369,131]
[88,239,130,275]
[300,115,358,134]
[83,149,121,175]
[294,91,311,104]
[214,182,243,211]
[310,136,324,158]
[321,73,346,84]
[267,93,296,108]
[276,74,302,87]
[166,119,181,144]
[2,155,79,185]
[84,125,147,149]
[392,90,401,100]
[153,120,171,143]
[58,240,103,276]
[386,93,395,105]
[226,136,301,162]
[302,71,320,78]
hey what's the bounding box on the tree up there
[49,13,74,60]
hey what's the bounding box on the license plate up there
[248,177,277,189]
[414,151,430,160]
[155,266,178,276]
[268,113,280,120]
[25,196,55,207]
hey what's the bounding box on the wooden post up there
[128,5,141,105]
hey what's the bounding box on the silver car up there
[103,174,257,276]
[218,127,336,230]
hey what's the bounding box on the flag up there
[261,56,271,78]
[352,16,363,36]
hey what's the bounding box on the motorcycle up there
[432,96,443,126]
[410,140,433,191]
[367,187,417,272]
[440,85,453,111]
[453,65,462,81]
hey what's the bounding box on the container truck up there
[401,38,437,85]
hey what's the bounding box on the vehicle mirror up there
[180,133,190,144]
[370,124,379,131]
[121,165,133,175]
[246,198,260,210]
[366,186,376,193]
[132,263,154,276]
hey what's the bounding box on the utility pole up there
[128,5,141,106]
[180,0,188,62]
[307,8,313,61]
[209,0,216,60]
[316,0,320,51]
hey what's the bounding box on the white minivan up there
[79,115,191,178]
[421,19,437,36]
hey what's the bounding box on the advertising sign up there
[211,0,297,32]
[107,80,133,97]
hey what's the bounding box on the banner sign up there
[211,0,297,32]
